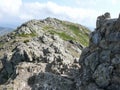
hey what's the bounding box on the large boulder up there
[28,72,74,90]
[79,13,120,90]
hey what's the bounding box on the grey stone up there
[107,84,120,90]
[100,50,111,63]
[17,26,32,35]
[85,83,103,90]
[40,35,49,43]
[84,52,99,71]
[109,43,120,54]
[1,53,14,75]
[29,72,74,90]
[104,12,111,19]
[96,12,111,28]
[91,32,101,45]
[99,40,108,49]
[11,43,33,64]
[0,59,3,71]
[112,55,120,65]
[107,32,120,42]
[79,13,120,90]
[92,63,112,88]
[96,15,105,28]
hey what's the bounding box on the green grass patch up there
[18,32,37,37]
[48,28,89,46]
[67,24,80,35]
[43,26,54,30]
[58,32,75,41]
[66,24,89,46]
[48,30,75,41]
[78,33,89,46]
[45,22,90,46]
[0,43,4,48]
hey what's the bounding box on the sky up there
[0,0,120,29]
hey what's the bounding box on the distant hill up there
[0,27,13,36]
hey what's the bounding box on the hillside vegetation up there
[14,17,90,46]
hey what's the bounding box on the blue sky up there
[0,0,120,29]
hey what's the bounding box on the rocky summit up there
[79,12,120,90]
[0,18,90,90]
[1,12,120,90]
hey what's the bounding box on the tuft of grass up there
[48,30,75,41]
[43,26,54,30]
[58,32,75,41]
[0,43,4,48]
[18,32,37,37]
[67,24,80,34]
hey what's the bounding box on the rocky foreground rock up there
[79,12,120,90]
[0,18,89,90]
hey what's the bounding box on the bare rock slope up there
[0,18,90,90]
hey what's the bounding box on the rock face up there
[79,12,120,90]
[0,18,90,90]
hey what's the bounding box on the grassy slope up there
[43,19,90,46]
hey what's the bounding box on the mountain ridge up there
[0,17,90,90]
[0,17,90,46]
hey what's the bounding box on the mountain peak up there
[0,13,120,90]
[0,17,90,89]
[10,18,90,46]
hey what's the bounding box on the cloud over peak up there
[0,0,109,28]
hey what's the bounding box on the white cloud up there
[0,0,100,28]
[75,0,96,6]
[0,0,22,15]
[111,0,119,4]
[19,14,34,20]
[19,1,99,27]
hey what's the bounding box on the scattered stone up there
[0,21,82,89]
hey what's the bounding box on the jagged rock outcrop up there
[79,12,120,90]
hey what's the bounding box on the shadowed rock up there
[79,12,120,90]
